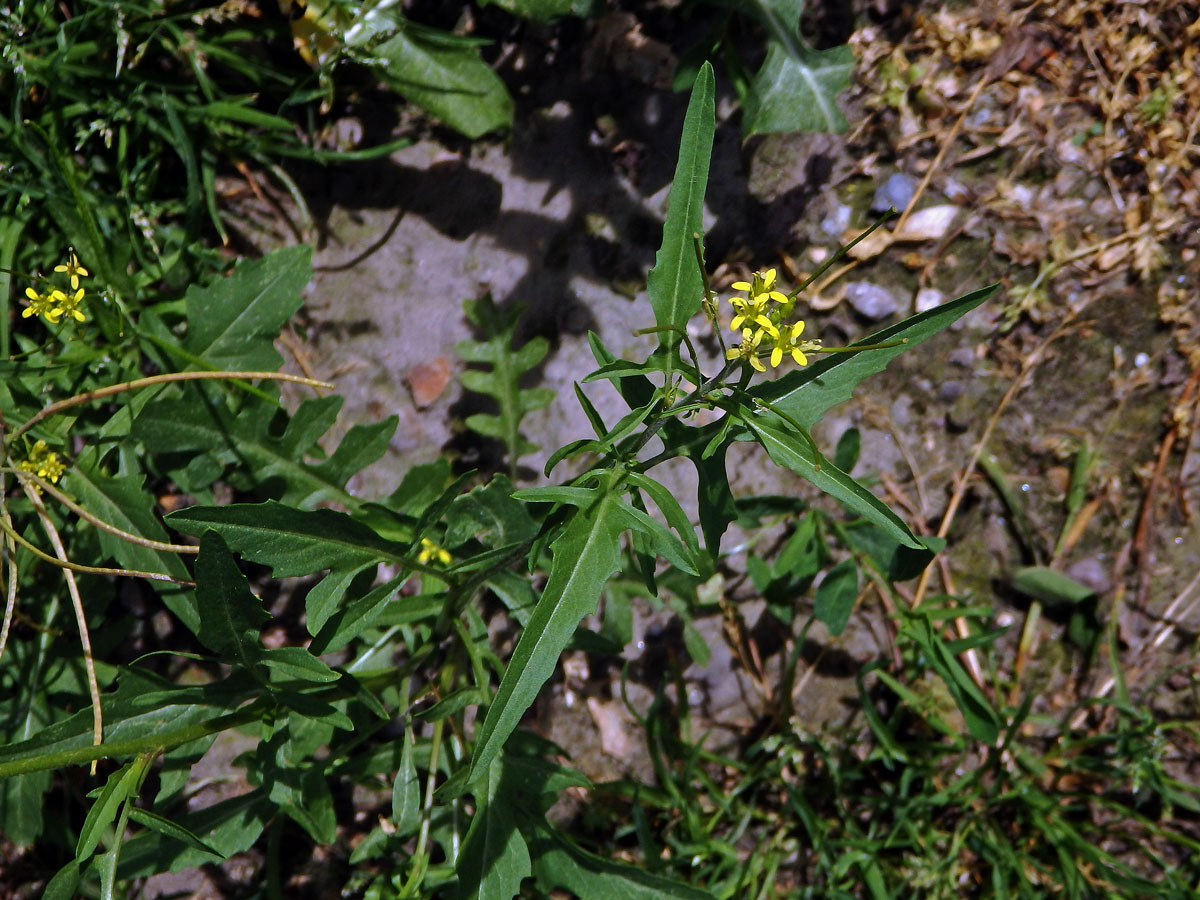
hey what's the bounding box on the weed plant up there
[1,14,1199,900]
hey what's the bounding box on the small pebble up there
[871,172,917,213]
[845,281,899,320]
[915,287,945,313]
[820,202,851,236]
[948,347,976,368]
[937,380,964,403]
[1066,557,1110,595]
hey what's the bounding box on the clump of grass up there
[571,595,1200,900]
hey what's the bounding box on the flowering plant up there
[0,62,997,899]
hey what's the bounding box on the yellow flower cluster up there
[416,537,452,567]
[724,268,820,373]
[23,250,89,324]
[18,440,67,484]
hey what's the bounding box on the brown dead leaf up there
[407,357,452,409]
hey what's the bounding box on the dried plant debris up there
[851,1,1198,338]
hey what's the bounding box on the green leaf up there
[586,331,656,410]
[372,19,512,139]
[741,416,926,552]
[646,62,714,387]
[43,861,81,900]
[813,559,858,636]
[529,820,714,900]
[478,0,597,23]
[841,522,945,582]
[454,756,532,900]
[117,789,274,878]
[65,465,197,630]
[1010,566,1096,608]
[0,673,261,778]
[384,456,454,519]
[0,769,51,845]
[77,763,139,861]
[126,808,222,862]
[183,245,312,371]
[444,475,538,549]
[833,426,861,473]
[194,532,271,673]
[499,755,593,814]
[687,431,739,557]
[626,472,701,560]
[134,393,395,509]
[737,0,854,135]
[748,285,999,431]
[901,612,1001,745]
[259,647,340,684]
[392,726,421,838]
[304,564,373,636]
[167,502,408,576]
[308,573,408,655]
[613,499,698,575]
[469,474,625,781]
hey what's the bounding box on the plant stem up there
[13,369,332,440]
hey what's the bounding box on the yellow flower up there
[728,292,773,333]
[18,440,67,484]
[768,320,821,368]
[50,287,87,323]
[726,326,771,372]
[54,250,89,290]
[22,287,57,320]
[731,268,788,305]
[728,268,788,333]
[416,537,451,567]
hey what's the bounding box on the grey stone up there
[845,281,900,320]
[871,172,917,213]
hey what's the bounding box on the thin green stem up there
[694,231,727,357]
[624,359,740,460]
[788,209,896,302]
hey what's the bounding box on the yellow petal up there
[771,347,783,367]
[793,349,808,366]
[731,281,752,291]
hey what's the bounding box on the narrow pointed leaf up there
[469,478,625,781]
[741,415,926,552]
[167,502,409,576]
[646,62,714,387]
[529,820,715,900]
